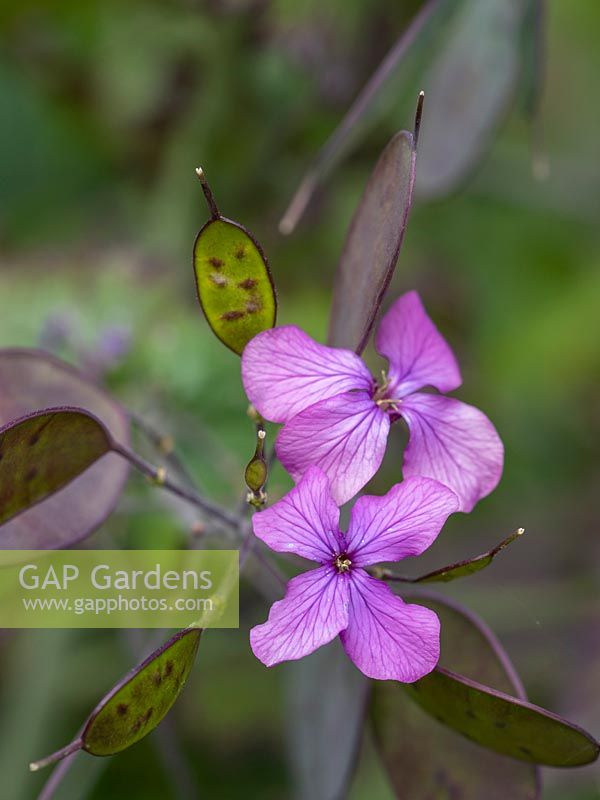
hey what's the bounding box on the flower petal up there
[250,565,349,667]
[376,291,462,396]
[242,326,373,423]
[400,393,504,513]
[252,466,341,562]
[276,391,390,506]
[340,569,440,682]
[345,477,459,567]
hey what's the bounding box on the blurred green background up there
[0,1,599,798]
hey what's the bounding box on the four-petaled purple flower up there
[242,290,503,511]
[250,467,459,681]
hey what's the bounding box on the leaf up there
[328,126,417,354]
[0,408,112,527]
[416,0,529,198]
[381,527,525,584]
[372,594,541,799]
[30,628,202,770]
[193,168,276,356]
[0,349,129,549]
[285,638,369,800]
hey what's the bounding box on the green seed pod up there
[245,457,267,495]
[193,169,276,356]
[30,627,202,770]
[0,408,113,527]
[245,426,267,507]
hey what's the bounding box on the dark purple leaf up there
[372,594,541,799]
[30,628,202,770]
[0,349,129,549]
[328,127,417,353]
[285,638,369,800]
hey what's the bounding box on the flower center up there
[373,370,401,413]
[334,554,352,573]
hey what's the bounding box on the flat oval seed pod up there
[30,628,202,771]
[83,627,202,756]
[416,0,528,198]
[415,528,524,583]
[404,601,599,767]
[381,527,525,584]
[372,594,540,799]
[328,97,421,354]
[407,667,599,767]
[0,349,130,549]
[193,169,276,356]
[285,639,369,800]
[0,408,113,527]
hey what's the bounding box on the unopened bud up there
[245,423,268,502]
[154,467,167,486]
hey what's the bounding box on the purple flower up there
[250,467,458,681]
[242,290,503,511]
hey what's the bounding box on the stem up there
[195,167,220,220]
[30,739,82,772]
[375,569,416,583]
[239,519,255,570]
[116,425,288,598]
[251,548,288,590]
[130,411,200,491]
[113,443,240,529]
[255,426,266,460]
[413,90,425,148]
[278,0,444,234]
[36,752,79,800]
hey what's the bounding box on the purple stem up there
[130,411,201,492]
[195,167,220,220]
[30,739,82,773]
[118,429,288,597]
[112,443,240,529]
[279,0,445,233]
[413,91,425,148]
[35,751,79,800]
